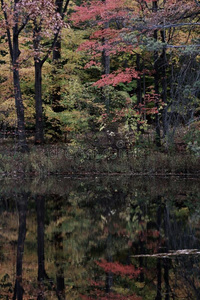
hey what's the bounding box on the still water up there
[0,176,200,300]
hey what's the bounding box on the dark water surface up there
[0,176,200,299]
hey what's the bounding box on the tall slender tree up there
[0,0,30,151]
[32,0,70,144]
[153,0,161,147]
[51,0,63,113]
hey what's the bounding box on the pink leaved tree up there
[0,0,33,151]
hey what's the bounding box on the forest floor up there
[0,139,199,177]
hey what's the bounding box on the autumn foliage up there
[96,259,141,279]
[79,259,141,300]
[71,0,200,87]
[0,0,199,148]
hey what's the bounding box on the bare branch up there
[41,29,60,65]
[62,0,70,18]
[17,15,30,36]
[166,44,200,48]
[151,22,200,30]
[194,0,200,6]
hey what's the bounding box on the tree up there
[51,0,64,113]
[72,0,200,144]
[0,0,71,145]
[0,0,30,151]
[31,0,70,144]
[152,0,161,147]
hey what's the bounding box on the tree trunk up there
[35,61,44,144]
[102,44,110,76]
[136,54,143,132]
[52,0,63,113]
[52,38,62,112]
[160,30,168,137]
[33,0,70,143]
[102,47,110,113]
[101,2,110,113]
[12,2,28,152]
[153,1,161,147]
[136,54,142,106]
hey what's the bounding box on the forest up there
[0,2,200,299]
[0,0,200,174]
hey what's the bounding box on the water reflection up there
[13,193,28,300]
[0,177,200,299]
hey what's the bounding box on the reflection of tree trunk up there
[36,195,47,300]
[56,268,65,300]
[55,234,65,300]
[105,255,113,293]
[54,196,65,300]
[36,195,45,280]
[164,259,169,300]
[138,212,144,282]
[155,258,162,300]
[13,193,28,300]
[105,233,113,294]
[164,205,170,300]
[139,244,145,282]
[155,197,162,300]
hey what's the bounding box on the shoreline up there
[0,143,199,177]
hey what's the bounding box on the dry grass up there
[0,142,199,176]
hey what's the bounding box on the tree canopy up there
[0,0,199,151]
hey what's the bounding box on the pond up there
[0,176,200,299]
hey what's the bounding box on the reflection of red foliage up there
[81,291,141,300]
[89,280,105,287]
[96,259,141,279]
[138,229,161,253]
[139,229,160,242]
[81,278,142,299]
